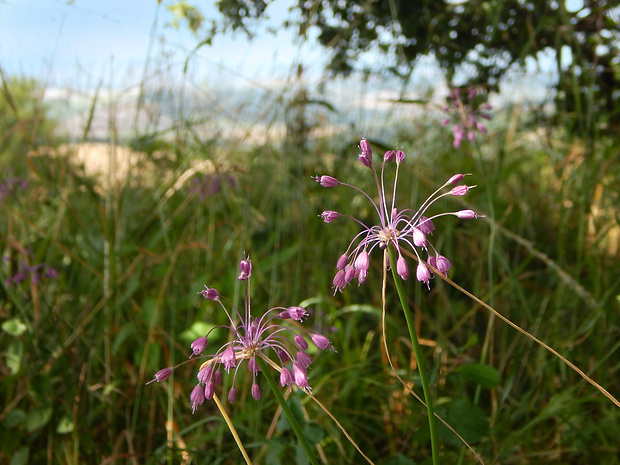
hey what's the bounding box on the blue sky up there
[0,0,325,87]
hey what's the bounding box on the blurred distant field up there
[1,1,620,465]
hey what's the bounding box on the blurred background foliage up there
[1,1,620,464]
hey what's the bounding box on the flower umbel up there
[148,255,333,413]
[314,139,483,292]
[441,87,492,149]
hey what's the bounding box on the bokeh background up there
[1,1,619,464]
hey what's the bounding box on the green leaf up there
[56,416,74,434]
[303,422,325,444]
[7,340,24,375]
[180,321,215,344]
[10,446,29,465]
[435,399,490,446]
[3,409,27,429]
[25,406,53,433]
[456,363,501,388]
[2,318,28,336]
[294,441,310,465]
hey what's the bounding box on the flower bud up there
[320,210,340,223]
[248,356,260,373]
[238,256,252,280]
[416,263,431,288]
[412,228,427,248]
[200,286,219,301]
[418,217,435,235]
[280,367,294,386]
[344,265,356,284]
[383,150,395,162]
[450,185,472,196]
[359,138,372,157]
[332,270,346,290]
[147,367,173,385]
[359,139,372,167]
[297,351,312,368]
[354,251,369,271]
[251,383,261,400]
[311,333,333,351]
[292,362,310,390]
[313,175,340,187]
[436,255,451,275]
[204,381,215,400]
[222,347,236,371]
[336,253,348,270]
[285,306,308,322]
[190,384,205,412]
[396,256,409,280]
[448,174,464,184]
[197,365,213,384]
[457,209,477,219]
[294,334,309,350]
[190,336,208,356]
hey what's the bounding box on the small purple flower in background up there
[314,139,483,292]
[3,250,58,287]
[190,171,237,201]
[0,176,29,204]
[441,87,492,149]
[148,255,334,413]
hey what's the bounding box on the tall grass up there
[1,51,619,465]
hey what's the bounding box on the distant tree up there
[176,0,620,128]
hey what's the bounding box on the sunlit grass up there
[1,63,619,465]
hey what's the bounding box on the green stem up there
[256,356,320,465]
[387,246,439,465]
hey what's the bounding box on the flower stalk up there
[387,246,439,465]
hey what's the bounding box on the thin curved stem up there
[212,393,253,465]
[387,246,439,465]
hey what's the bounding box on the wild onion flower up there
[441,87,492,149]
[148,255,333,413]
[314,139,483,293]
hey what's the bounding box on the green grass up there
[1,73,619,465]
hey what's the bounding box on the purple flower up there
[190,336,208,356]
[3,252,58,287]
[312,175,340,187]
[442,87,492,149]
[146,367,173,385]
[149,256,334,412]
[190,171,237,201]
[199,286,219,301]
[238,253,252,280]
[315,139,484,292]
[320,210,340,223]
[311,333,334,351]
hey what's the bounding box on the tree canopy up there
[181,0,620,125]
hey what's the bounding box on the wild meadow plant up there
[441,88,492,149]
[314,139,483,465]
[313,137,620,464]
[149,255,333,465]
